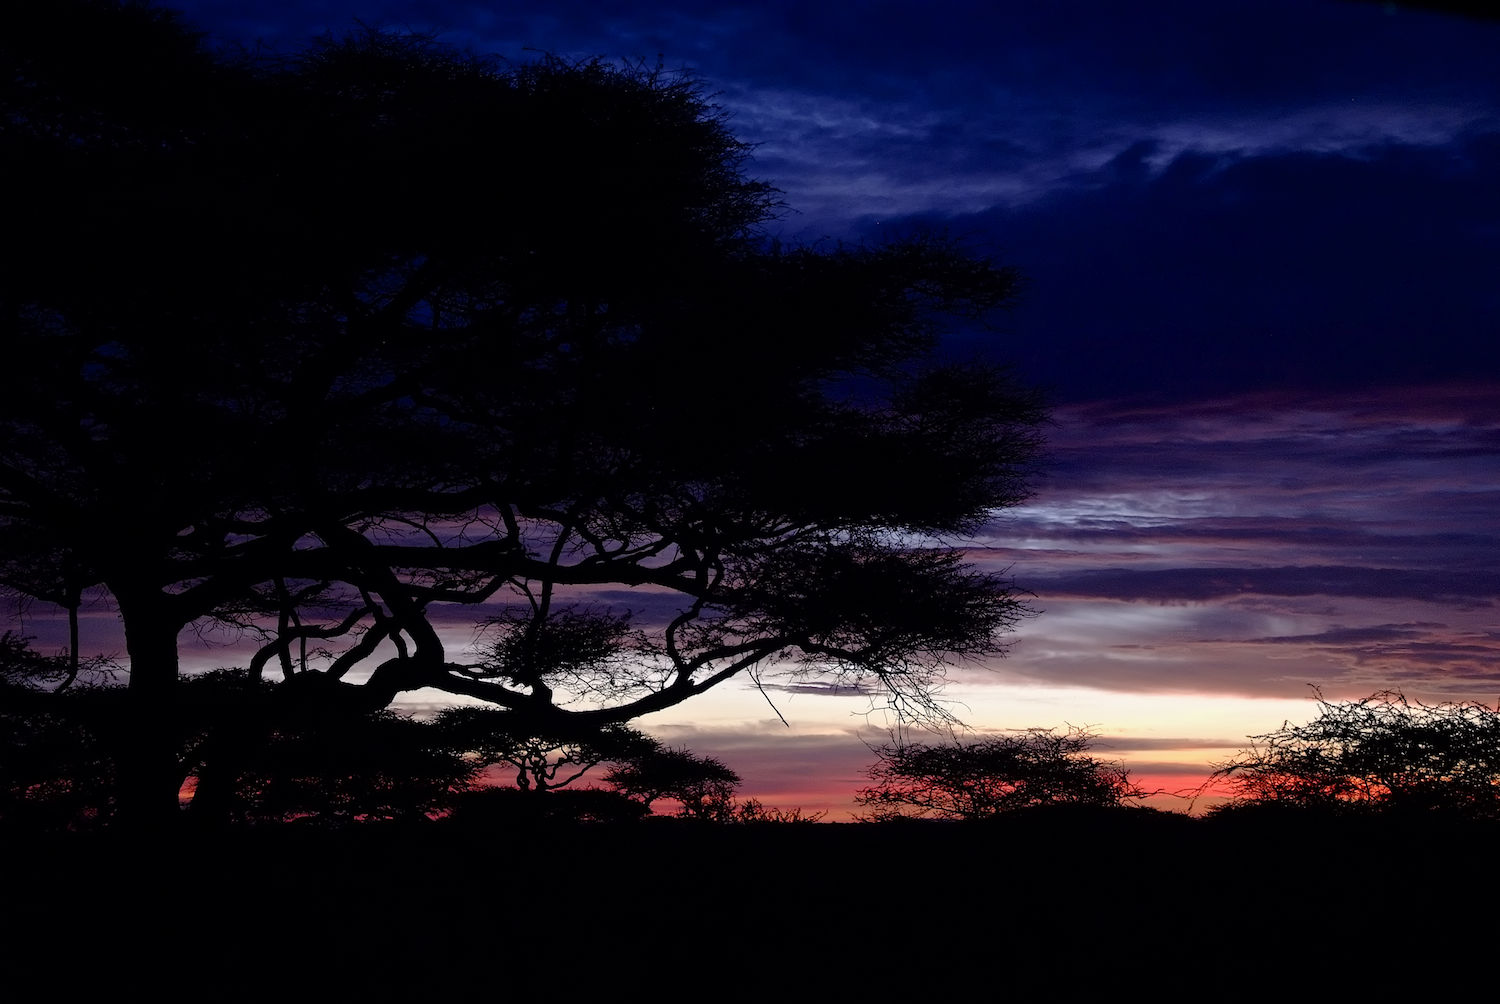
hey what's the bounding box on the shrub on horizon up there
[1208,690,1500,819]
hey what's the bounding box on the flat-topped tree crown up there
[1,2,1045,824]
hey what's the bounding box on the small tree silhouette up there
[855,729,1145,820]
[433,706,660,794]
[1209,690,1500,818]
[434,711,745,823]
[603,746,742,820]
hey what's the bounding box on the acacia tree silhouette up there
[1209,690,1500,818]
[434,706,660,795]
[856,729,1146,820]
[603,746,742,820]
[2,2,1046,828]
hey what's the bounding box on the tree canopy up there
[1208,690,1500,818]
[1,2,1046,826]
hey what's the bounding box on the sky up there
[18,0,1500,816]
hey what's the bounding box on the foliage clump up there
[855,729,1145,821]
[1209,690,1500,819]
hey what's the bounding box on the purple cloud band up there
[1027,566,1500,604]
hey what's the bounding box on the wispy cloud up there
[1027,568,1500,604]
[170,1,1500,232]
[962,385,1500,700]
[736,90,1498,227]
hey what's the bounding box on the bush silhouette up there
[1209,690,1500,818]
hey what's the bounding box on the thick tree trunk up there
[114,588,187,832]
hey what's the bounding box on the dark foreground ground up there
[5,806,1493,987]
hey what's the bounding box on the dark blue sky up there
[169,0,1500,403]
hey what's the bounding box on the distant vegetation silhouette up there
[855,728,1147,820]
[1,2,1046,829]
[1208,690,1500,819]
